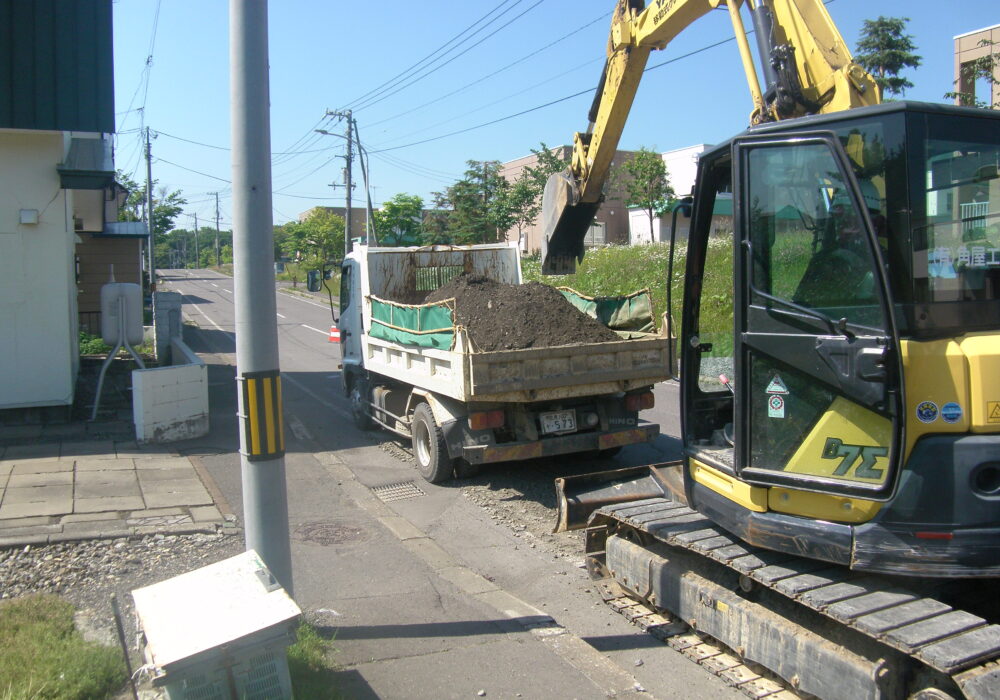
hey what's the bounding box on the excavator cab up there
[678,101,1000,575]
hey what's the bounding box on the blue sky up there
[111,1,999,229]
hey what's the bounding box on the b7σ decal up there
[821,437,887,479]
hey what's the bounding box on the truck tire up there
[348,376,373,431]
[412,403,453,483]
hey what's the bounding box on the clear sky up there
[111,1,999,230]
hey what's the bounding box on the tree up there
[618,148,675,243]
[115,171,186,234]
[944,39,1000,109]
[438,160,507,244]
[854,16,922,98]
[276,209,344,314]
[373,193,424,246]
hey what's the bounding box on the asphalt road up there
[157,268,739,700]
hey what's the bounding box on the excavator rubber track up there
[586,497,1000,700]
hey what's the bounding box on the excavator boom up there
[540,0,879,274]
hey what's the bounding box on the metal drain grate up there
[372,480,426,503]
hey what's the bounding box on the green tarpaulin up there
[558,287,656,338]
[369,296,456,349]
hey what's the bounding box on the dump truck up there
[336,242,672,482]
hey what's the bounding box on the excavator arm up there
[540,0,880,274]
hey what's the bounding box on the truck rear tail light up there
[626,392,654,412]
[469,409,504,431]
[915,531,954,541]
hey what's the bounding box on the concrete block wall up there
[132,337,208,443]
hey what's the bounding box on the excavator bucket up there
[540,170,600,275]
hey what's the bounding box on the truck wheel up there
[412,403,453,483]
[349,377,373,431]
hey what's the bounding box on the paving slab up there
[8,471,74,488]
[133,457,191,470]
[9,460,73,475]
[74,496,146,514]
[75,457,136,471]
[0,499,73,518]
[75,478,141,500]
[141,489,213,509]
[3,485,74,504]
[135,466,197,482]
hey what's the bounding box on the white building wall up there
[628,144,711,246]
[0,130,78,408]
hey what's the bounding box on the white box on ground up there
[132,550,301,699]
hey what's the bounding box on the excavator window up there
[747,143,886,331]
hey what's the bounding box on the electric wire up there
[352,0,545,114]
[366,11,606,130]
[343,0,521,110]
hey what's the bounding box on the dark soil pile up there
[424,274,620,351]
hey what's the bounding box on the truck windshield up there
[832,109,1000,337]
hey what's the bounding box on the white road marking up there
[301,325,329,336]
[186,302,226,332]
[211,283,219,287]
[223,289,232,294]
[286,413,313,441]
[276,313,286,319]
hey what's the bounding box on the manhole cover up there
[372,481,426,503]
[295,520,367,546]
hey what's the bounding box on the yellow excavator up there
[545,1,1000,698]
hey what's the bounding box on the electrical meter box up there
[132,550,301,700]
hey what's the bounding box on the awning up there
[58,136,115,190]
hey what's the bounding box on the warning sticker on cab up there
[988,401,1000,424]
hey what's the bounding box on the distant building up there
[0,0,134,411]
[498,146,636,254]
[954,24,1000,108]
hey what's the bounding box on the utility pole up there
[145,128,156,291]
[231,0,292,593]
[323,109,355,257]
[193,213,199,269]
[214,192,221,267]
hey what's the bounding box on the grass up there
[287,622,339,700]
[78,332,155,359]
[0,595,125,700]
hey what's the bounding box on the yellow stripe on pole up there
[247,377,261,456]
[263,376,276,454]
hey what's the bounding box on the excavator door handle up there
[857,346,887,383]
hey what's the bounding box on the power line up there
[352,0,545,114]
[366,12,606,130]
[370,35,740,155]
[343,0,521,110]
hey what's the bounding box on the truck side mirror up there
[307,270,321,292]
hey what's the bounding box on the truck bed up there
[363,328,671,403]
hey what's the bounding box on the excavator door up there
[729,133,904,500]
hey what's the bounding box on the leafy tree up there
[854,16,922,97]
[373,193,424,246]
[276,209,344,315]
[115,171,186,235]
[617,148,675,242]
[439,160,507,244]
[494,142,571,246]
[944,39,1000,109]
[421,191,454,245]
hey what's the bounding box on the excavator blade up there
[540,170,600,275]
[553,462,683,533]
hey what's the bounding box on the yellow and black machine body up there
[549,1,1000,697]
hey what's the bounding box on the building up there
[0,0,132,411]
[954,24,1000,108]
[499,145,636,254]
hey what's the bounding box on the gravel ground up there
[0,531,244,689]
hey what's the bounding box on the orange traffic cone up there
[328,326,341,342]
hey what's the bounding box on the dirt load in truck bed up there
[423,274,620,351]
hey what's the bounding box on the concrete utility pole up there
[230,0,292,593]
[145,128,156,291]
[214,192,221,267]
[193,213,199,268]
[322,109,355,257]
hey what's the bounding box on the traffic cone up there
[328,326,341,342]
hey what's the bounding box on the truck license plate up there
[541,410,576,434]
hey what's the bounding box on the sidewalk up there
[0,433,233,547]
